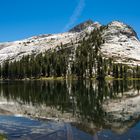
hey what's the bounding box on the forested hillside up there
[0,26,140,80]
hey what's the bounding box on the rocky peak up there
[0,19,140,66]
[108,21,125,28]
[107,21,138,39]
[101,21,140,66]
[69,19,101,32]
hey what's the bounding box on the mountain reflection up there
[0,80,140,134]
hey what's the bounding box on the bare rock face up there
[0,20,97,63]
[0,32,81,63]
[101,21,140,65]
[0,20,140,66]
[103,21,139,43]
[107,21,138,39]
[69,19,101,32]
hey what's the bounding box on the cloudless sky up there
[0,0,139,42]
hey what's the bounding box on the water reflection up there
[0,80,140,136]
[0,115,95,140]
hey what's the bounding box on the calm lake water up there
[0,80,140,140]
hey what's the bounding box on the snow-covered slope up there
[0,20,140,65]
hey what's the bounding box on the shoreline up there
[0,76,140,81]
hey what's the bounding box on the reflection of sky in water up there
[0,116,140,140]
[0,115,93,140]
[0,115,66,139]
[94,121,140,140]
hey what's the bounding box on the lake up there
[0,80,140,140]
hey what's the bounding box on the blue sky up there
[0,0,139,42]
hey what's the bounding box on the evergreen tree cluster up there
[0,27,140,80]
[0,46,70,79]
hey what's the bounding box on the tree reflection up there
[0,80,140,126]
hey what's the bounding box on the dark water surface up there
[0,80,140,140]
